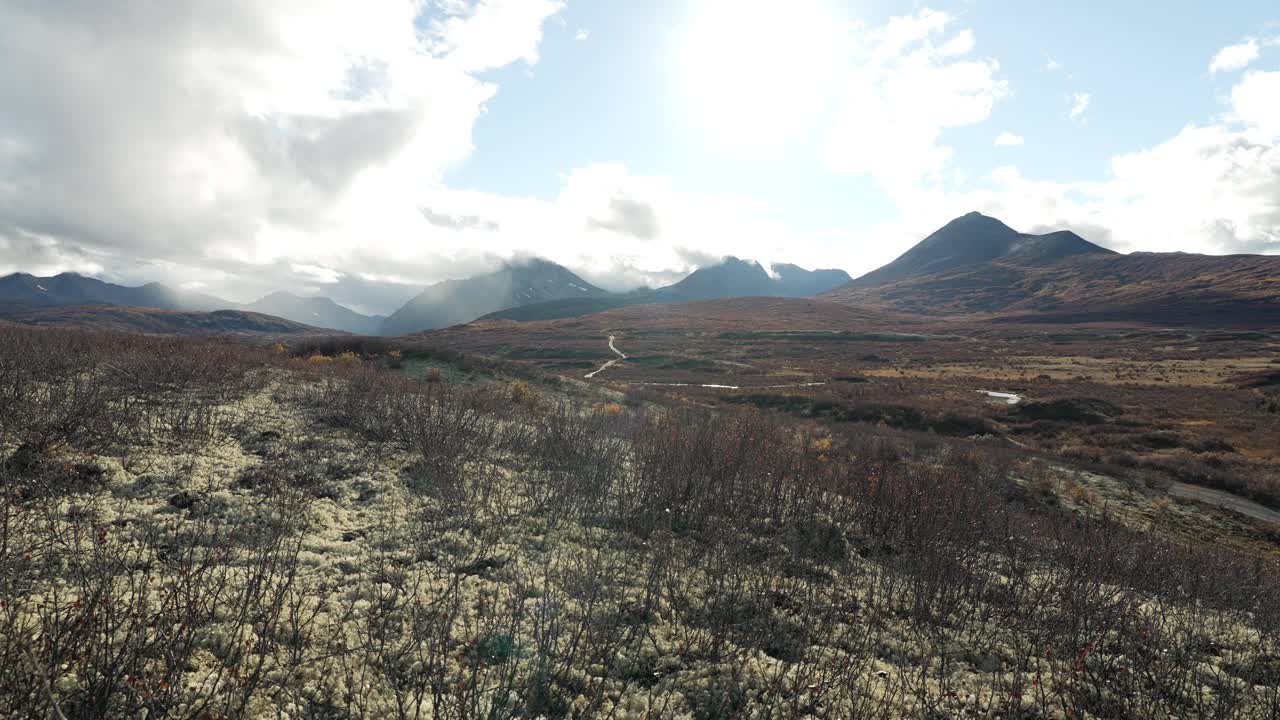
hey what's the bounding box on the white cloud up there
[848,70,1280,271]
[994,131,1025,147]
[0,0,567,309]
[1209,38,1261,74]
[407,163,831,292]
[824,9,1008,190]
[1045,57,1061,71]
[574,28,589,41]
[425,0,565,73]
[1230,70,1280,137]
[1069,92,1091,121]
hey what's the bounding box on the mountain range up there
[0,273,386,334]
[0,256,854,336]
[478,258,853,322]
[3,211,1278,334]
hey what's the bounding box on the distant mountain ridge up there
[0,303,330,336]
[825,212,1280,326]
[0,258,855,337]
[0,272,230,312]
[478,258,852,324]
[0,272,382,334]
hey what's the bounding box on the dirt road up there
[1169,482,1280,525]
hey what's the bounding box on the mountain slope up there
[381,259,608,335]
[826,248,1280,326]
[0,272,384,333]
[769,263,853,297]
[0,272,231,310]
[657,257,778,301]
[245,292,384,335]
[0,304,329,336]
[849,212,1115,288]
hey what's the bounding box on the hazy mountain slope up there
[769,263,853,296]
[849,212,1115,288]
[0,304,329,336]
[0,272,231,310]
[481,259,853,322]
[0,272,384,333]
[381,259,608,335]
[656,257,777,301]
[245,292,384,334]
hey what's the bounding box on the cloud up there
[1069,92,1091,121]
[825,9,1008,190]
[1230,70,1280,137]
[416,163,824,293]
[994,131,1025,147]
[1209,38,1261,74]
[420,207,501,232]
[586,195,661,240]
[1045,57,1062,71]
[0,0,565,312]
[834,67,1280,277]
[423,0,567,73]
[574,28,589,41]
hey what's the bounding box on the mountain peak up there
[850,213,1114,288]
[380,258,606,335]
[660,257,847,301]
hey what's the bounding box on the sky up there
[0,0,1277,314]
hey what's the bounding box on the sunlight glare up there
[678,0,848,151]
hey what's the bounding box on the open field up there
[417,298,1280,521]
[3,322,1280,718]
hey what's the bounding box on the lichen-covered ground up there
[2,328,1279,719]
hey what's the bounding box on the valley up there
[3,212,1279,718]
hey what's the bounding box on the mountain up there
[478,258,853,323]
[381,258,609,335]
[245,291,384,335]
[769,263,854,297]
[657,257,852,301]
[0,272,384,333]
[0,272,231,310]
[0,304,329,336]
[848,211,1115,288]
[658,257,778,301]
[824,214,1280,326]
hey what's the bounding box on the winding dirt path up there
[582,334,826,390]
[584,335,626,379]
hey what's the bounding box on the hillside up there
[848,212,1115,288]
[827,250,1280,325]
[0,303,330,336]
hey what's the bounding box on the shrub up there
[509,381,536,404]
